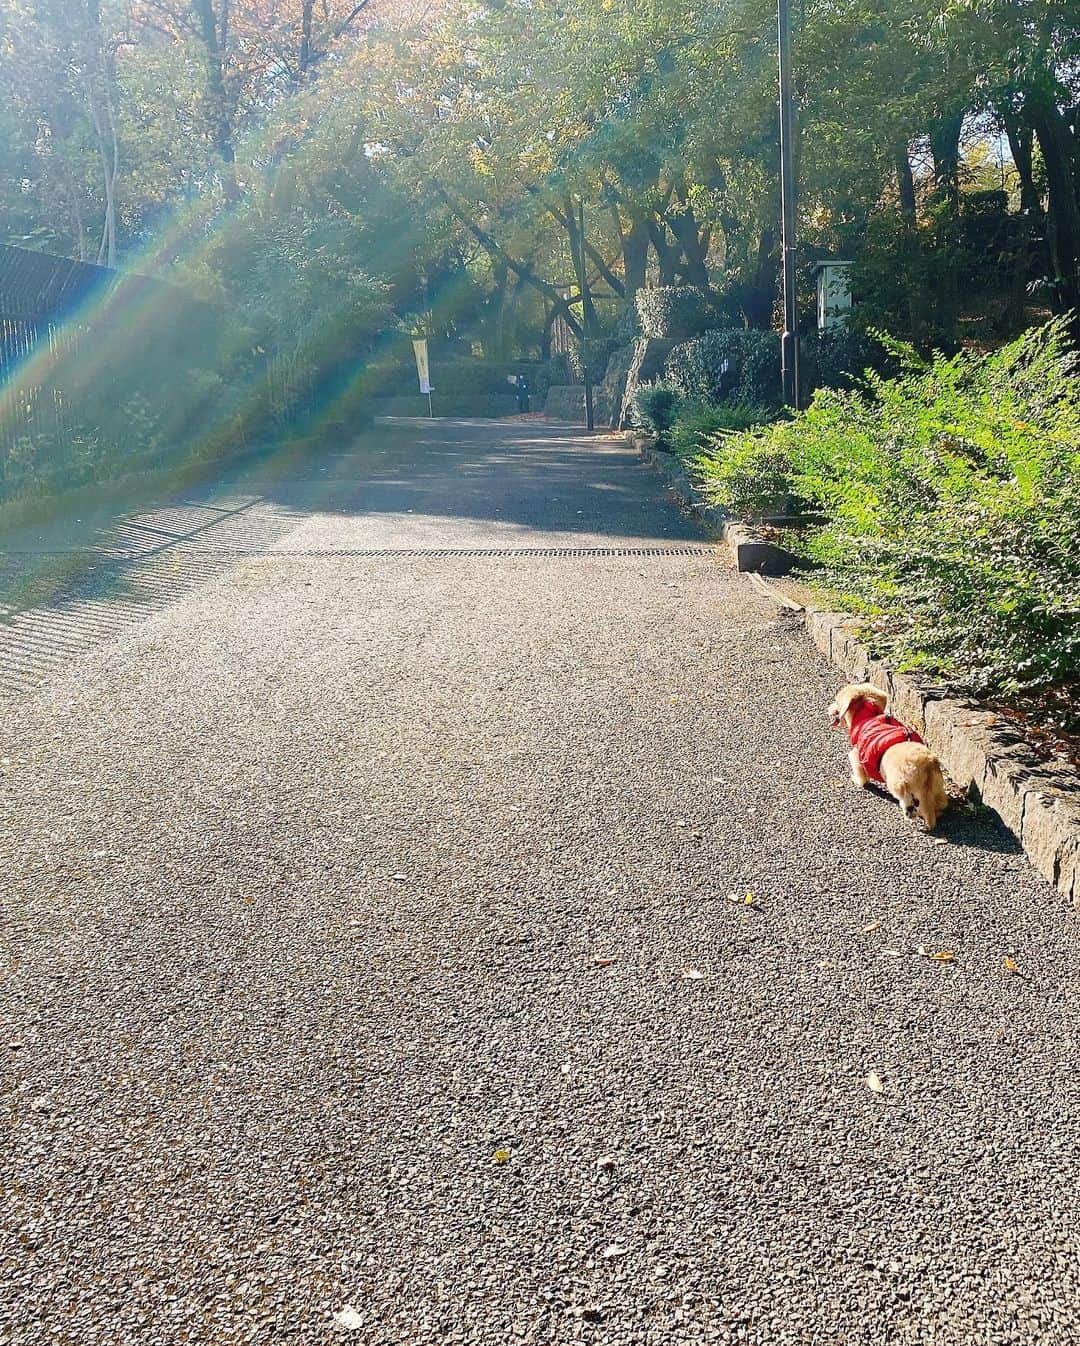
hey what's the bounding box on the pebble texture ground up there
[1,419,1078,1345]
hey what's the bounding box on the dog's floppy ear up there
[829,682,886,726]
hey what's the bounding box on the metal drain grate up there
[167,545,719,559]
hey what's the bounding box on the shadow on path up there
[0,419,706,697]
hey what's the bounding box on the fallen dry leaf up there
[680,968,706,981]
[1004,955,1019,975]
[601,1244,628,1259]
[865,1071,886,1095]
[592,955,618,968]
[744,891,755,906]
[881,949,904,958]
[930,950,955,963]
[862,920,882,934]
[493,1148,511,1164]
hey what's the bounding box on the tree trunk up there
[646,220,680,285]
[433,182,582,337]
[621,215,649,302]
[929,111,964,213]
[76,0,120,265]
[491,257,509,359]
[1028,92,1080,312]
[563,197,598,334]
[668,205,710,289]
[1003,112,1043,216]
[299,0,314,76]
[190,0,239,200]
[895,145,917,223]
[744,225,776,328]
[541,304,556,362]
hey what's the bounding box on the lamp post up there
[777,0,800,407]
[574,196,595,432]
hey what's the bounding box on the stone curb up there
[629,431,1080,905]
[806,610,1080,907]
[628,434,798,573]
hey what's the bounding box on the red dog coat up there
[844,698,924,784]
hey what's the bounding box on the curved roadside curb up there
[629,433,799,574]
[628,431,1080,907]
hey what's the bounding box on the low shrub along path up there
[1,418,1077,1345]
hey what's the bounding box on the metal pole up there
[777,0,800,408]
[575,197,595,432]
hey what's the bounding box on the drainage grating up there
[165,545,719,559]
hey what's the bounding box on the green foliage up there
[0,209,392,504]
[801,328,893,392]
[631,381,679,436]
[382,358,551,404]
[666,329,782,406]
[667,399,776,458]
[635,287,716,341]
[695,320,1080,693]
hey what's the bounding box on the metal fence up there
[0,244,195,502]
[0,245,117,471]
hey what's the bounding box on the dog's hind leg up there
[848,747,869,788]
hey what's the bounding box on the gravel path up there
[1,419,1077,1345]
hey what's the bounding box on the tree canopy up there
[1,0,1078,351]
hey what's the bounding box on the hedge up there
[636,286,716,341]
[383,358,551,404]
[665,327,893,409]
[665,328,781,405]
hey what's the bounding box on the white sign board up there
[412,339,431,395]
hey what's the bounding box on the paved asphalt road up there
[1,419,1078,1346]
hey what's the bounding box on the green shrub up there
[802,328,893,391]
[631,381,679,435]
[636,287,716,341]
[665,328,781,405]
[667,399,776,459]
[694,319,1080,694]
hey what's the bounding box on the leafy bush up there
[631,381,679,435]
[665,328,781,405]
[802,328,892,392]
[667,399,776,459]
[636,287,716,341]
[694,320,1080,694]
